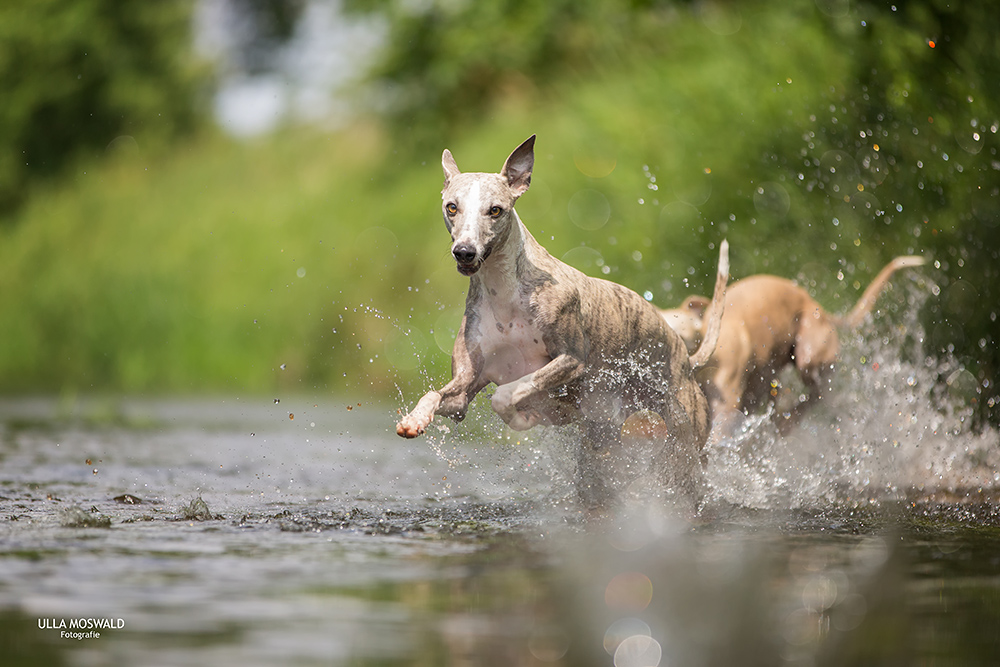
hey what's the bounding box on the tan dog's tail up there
[836,255,927,329]
[689,239,729,369]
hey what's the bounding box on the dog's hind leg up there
[580,402,705,514]
[573,420,621,513]
[654,397,704,508]
[704,365,750,440]
[778,313,839,433]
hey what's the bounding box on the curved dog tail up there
[690,239,729,370]
[836,255,927,330]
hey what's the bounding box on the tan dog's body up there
[395,136,729,509]
[661,256,925,431]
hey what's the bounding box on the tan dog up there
[660,255,926,432]
[396,135,729,509]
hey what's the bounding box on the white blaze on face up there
[449,180,478,245]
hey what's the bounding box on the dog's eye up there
[445,202,458,215]
[489,206,503,218]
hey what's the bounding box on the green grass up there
[0,3,967,403]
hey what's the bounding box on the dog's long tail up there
[689,239,729,370]
[834,255,927,329]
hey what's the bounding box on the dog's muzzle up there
[452,243,480,276]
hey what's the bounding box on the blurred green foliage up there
[848,1,1000,426]
[344,0,682,149]
[0,0,207,214]
[0,0,996,426]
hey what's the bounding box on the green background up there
[0,0,996,427]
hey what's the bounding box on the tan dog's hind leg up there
[778,310,839,432]
[705,328,753,437]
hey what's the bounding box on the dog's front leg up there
[397,316,485,438]
[397,373,485,438]
[492,354,585,430]
[396,389,443,438]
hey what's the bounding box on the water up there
[2,287,999,665]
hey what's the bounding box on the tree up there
[344,0,675,149]
[0,0,207,216]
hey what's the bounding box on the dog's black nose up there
[452,244,477,264]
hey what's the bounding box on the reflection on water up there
[1,284,999,665]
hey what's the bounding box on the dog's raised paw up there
[395,420,423,438]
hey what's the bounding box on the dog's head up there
[659,295,710,354]
[440,135,534,276]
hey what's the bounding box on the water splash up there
[404,269,996,516]
[704,273,999,510]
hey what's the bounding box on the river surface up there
[2,308,1000,665]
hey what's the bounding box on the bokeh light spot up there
[606,571,653,612]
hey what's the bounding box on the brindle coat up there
[396,135,726,509]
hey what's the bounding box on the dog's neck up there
[470,210,533,300]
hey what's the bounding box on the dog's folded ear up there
[501,135,535,198]
[442,149,461,183]
[683,295,712,319]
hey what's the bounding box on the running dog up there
[659,255,926,432]
[396,135,728,509]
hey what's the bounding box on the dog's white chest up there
[477,306,550,385]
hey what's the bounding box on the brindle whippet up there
[396,135,728,509]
